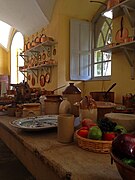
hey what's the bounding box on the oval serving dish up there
[10,115,58,131]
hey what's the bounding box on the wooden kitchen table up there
[0,116,121,180]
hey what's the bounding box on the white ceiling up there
[0,0,56,35]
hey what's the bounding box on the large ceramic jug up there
[79,96,97,123]
[63,83,81,117]
[59,97,71,114]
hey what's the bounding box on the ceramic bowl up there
[105,112,135,132]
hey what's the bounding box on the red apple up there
[89,123,97,129]
[77,129,89,138]
[81,118,97,128]
[103,132,116,141]
[79,126,89,130]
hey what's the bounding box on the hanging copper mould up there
[40,69,45,87]
[45,72,50,83]
[53,48,56,56]
[31,75,35,86]
[40,74,45,87]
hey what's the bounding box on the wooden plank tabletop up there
[0,116,122,180]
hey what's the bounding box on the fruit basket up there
[75,130,112,153]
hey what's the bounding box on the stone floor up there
[0,140,35,180]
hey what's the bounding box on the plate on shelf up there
[10,115,58,131]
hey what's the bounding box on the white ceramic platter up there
[10,115,58,131]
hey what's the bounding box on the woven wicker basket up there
[75,130,112,153]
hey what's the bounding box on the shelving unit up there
[101,0,135,79]
[19,40,57,82]
[105,0,135,21]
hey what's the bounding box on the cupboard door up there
[70,19,91,80]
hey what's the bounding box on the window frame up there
[91,15,112,81]
[10,31,24,85]
[70,16,112,81]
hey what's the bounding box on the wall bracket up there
[121,5,135,28]
[121,46,135,80]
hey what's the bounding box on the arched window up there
[93,17,112,78]
[11,32,24,84]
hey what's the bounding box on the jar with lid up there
[79,95,97,123]
[59,97,71,114]
[62,83,81,117]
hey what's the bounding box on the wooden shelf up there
[22,40,57,55]
[100,0,135,79]
[103,0,135,18]
[99,41,135,53]
[19,39,58,83]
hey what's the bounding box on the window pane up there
[11,32,24,84]
[94,51,102,63]
[94,63,102,77]
[106,29,112,45]
[18,49,24,83]
[97,33,104,47]
[93,15,112,79]
[102,22,108,40]
[106,18,112,24]
[103,61,111,76]
[103,52,112,62]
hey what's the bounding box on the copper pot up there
[44,95,62,115]
[35,36,41,43]
[27,42,31,50]
[40,34,47,43]
[22,103,41,117]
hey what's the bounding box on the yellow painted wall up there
[0,47,9,75]
[35,0,102,95]
[47,0,135,103]
[25,0,101,94]
[0,28,16,77]
[2,0,134,104]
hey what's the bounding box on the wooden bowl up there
[110,150,135,180]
